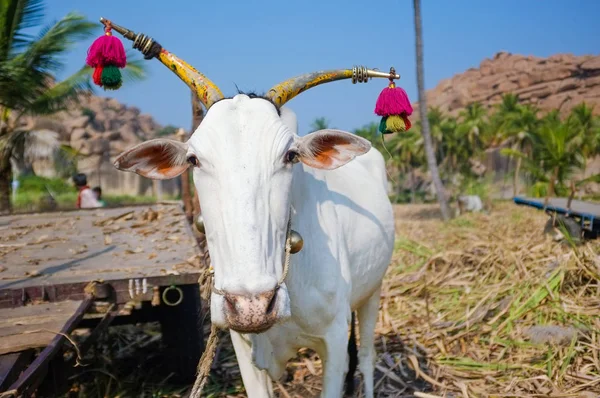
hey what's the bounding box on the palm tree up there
[498,104,539,195]
[0,0,146,213]
[390,130,424,202]
[504,120,585,199]
[456,102,487,153]
[413,0,450,220]
[311,117,331,131]
[489,93,520,145]
[567,103,600,177]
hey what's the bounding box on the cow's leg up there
[356,285,381,398]
[230,330,274,398]
[319,314,351,398]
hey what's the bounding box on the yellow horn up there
[266,66,401,107]
[100,17,224,110]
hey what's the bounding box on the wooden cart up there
[513,196,600,241]
[0,202,207,397]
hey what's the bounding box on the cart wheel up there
[544,214,582,244]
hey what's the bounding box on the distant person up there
[92,186,106,207]
[73,173,102,209]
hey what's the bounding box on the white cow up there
[107,26,398,397]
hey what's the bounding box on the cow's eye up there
[187,155,199,167]
[285,150,299,164]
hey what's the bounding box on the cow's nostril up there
[265,288,278,315]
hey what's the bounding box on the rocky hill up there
[413,52,600,117]
[23,94,181,196]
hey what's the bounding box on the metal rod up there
[367,70,400,80]
[99,17,137,41]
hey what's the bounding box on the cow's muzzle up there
[223,287,280,333]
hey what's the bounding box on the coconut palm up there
[413,0,450,220]
[567,103,600,177]
[504,120,585,198]
[311,117,331,131]
[389,130,424,202]
[0,0,146,213]
[488,93,520,146]
[456,102,487,154]
[499,104,540,195]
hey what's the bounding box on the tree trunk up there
[410,168,417,204]
[544,166,559,207]
[512,156,522,197]
[191,92,204,218]
[413,0,451,221]
[177,127,194,224]
[0,159,12,215]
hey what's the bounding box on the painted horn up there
[266,66,401,107]
[99,17,224,110]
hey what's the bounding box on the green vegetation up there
[0,0,147,214]
[157,124,179,137]
[81,107,96,121]
[350,97,600,203]
[12,175,160,213]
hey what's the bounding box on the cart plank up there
[0,203,202,292]
[0,301,82,355]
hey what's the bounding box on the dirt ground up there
[64,202,600,398]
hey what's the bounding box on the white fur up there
[118,94,395,398]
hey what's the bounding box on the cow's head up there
[114,98,369,333]
[109,39,399,333]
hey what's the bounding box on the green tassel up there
[101,65,122,90]
[384,115,407,133]
[378,116,388,134]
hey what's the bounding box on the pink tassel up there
[86,34,126,68]
[374,83,413,117]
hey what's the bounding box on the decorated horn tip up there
[99,17,137,41]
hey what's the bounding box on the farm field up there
[62,201,600,398]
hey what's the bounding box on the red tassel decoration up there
[92,66,104,86]
[375,80,413,134]
[86,21,126,89]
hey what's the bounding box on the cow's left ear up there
[295,129,371,170]
[113,139,190,180]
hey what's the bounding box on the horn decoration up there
[99,17,224,110]
[266,66,400,107]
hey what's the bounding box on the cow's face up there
[114,94,370,333]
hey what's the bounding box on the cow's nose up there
[223,288,279,333]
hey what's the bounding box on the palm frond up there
[0,12,95,111]
[16,12,95,75]
[27,65,91,115]
[0,0,45,58]
[121,49,147,82]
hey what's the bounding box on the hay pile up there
[374,203,600,397]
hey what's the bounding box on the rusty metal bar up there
[2,296,94,397]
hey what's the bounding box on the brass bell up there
[195,214,205,234]
[289,230,303,253]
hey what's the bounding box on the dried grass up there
[65,202,600,397]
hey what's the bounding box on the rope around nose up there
[190,214,293,397]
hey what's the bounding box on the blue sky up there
[46,0,599,135]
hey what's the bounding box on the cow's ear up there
[114,139,190,180]
[295,129,371,170]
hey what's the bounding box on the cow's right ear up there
[113,139,190,180]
